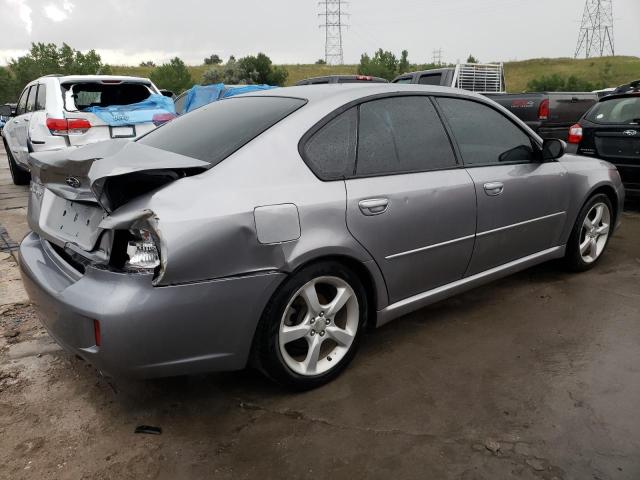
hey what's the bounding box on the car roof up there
[598,91,640,102]
[55,75,153,84]
[239,83,485,104]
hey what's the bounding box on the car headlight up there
[124,228,160,271]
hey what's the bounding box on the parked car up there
[392,63,506,93]
[0,75,173,186]
[295,75,388,86]
[20,84,624,389]
[485,92,598,141]
[569,87,640,194]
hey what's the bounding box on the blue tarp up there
[182,84,277,114]
[84,94,176,126]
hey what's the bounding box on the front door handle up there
[483,182,504,196]
[358,198,389,216]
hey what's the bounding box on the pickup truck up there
[392,63,506,93]
[484,92,598,141]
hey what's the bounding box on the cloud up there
[43,0,74,22]
[5,0,33,34]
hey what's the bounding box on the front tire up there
[564,194,613,272]
[253,261,368,390]
[3,139,30,186]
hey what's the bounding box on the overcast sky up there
[1,0,639,66]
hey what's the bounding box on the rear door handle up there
[483,182,504,196]
[358,198,389,216]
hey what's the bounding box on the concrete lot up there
[1,148,639,480]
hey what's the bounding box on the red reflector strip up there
[93,319,101,346]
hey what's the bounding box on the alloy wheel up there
[278,276,359,376]
[579,202,611,264]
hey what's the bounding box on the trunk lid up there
[28,141,209,253]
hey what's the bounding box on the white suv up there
[1,75,165,185]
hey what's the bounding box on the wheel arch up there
[585,183,620,227]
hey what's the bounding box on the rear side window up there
[36,84,47,110]
[437,97,536,165]
[26,86,37,113]
[303,108,357,179]
[63,82,152,111]
[356,96,456,176]
[419,74,442,85]
[139,96,306,165]
[16,88,29,115]
[586,97,640,124]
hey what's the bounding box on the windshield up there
[138,96,306,166]
[586,96,640,124]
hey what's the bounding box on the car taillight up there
[125,228,160,271]
[568,123,583,144]
[152,112,176,126]
[46,117,91,135]
[356,75,372,81]
[538,99,550,120]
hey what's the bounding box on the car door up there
[343,96,477,304]
[9,85,37,166]
[4,87,30,161]
[435,96,571,275]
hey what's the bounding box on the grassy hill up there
[111,56,640,93]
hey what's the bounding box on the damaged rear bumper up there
[19,232,285,378]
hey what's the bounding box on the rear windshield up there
[138,96,306,165]
[63,82,153,111]
[586,96,640,124]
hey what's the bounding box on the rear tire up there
[3,139,30,186]
[253,261,368,390]
[563,194,613,272]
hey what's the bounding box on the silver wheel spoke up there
[326,287,351,317]
[589,238,598,257]
[326,326,354,346]
[593,205,604,225]
[596,224,610,236]
[281,324,311,344]
[580,238,591,255]
[301,283,321,314]
[583,218,593,230]
[303,336,322,374]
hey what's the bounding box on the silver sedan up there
[20,84,625,389]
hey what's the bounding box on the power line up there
[575,0,615,58]
[319,0,348,65]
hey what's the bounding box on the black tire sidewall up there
[254,261,368,390]
[3,139,30,185]
[565,194,613,272]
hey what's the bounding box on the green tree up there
[398,50,410,75]
[5,42,111,102]
[527,73,598,92]
[0,67,17,104]
[467,54,479,64]
[150,57,193,94]
[204,54,223,65]
[315,58,327,65]
[358,49,409,81]
[202,53,288,86]
[139,61,156,68]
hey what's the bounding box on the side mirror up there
[542,138,566,161]
[159,89,175,99]
[0,104,13,117]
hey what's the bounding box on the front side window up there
[303,108,357,180]
[36,84,47,111]
[139,96,306,166]
[26,86,37,113]
[16,87,30,115]
[356,96,456,176]
[437,97,536,165]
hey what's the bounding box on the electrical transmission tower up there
[319,0,348,65]
[432,48,443,66]
[574,0,615,58]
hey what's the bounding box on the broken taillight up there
[152,113,177,126]
[125,228,160,271]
